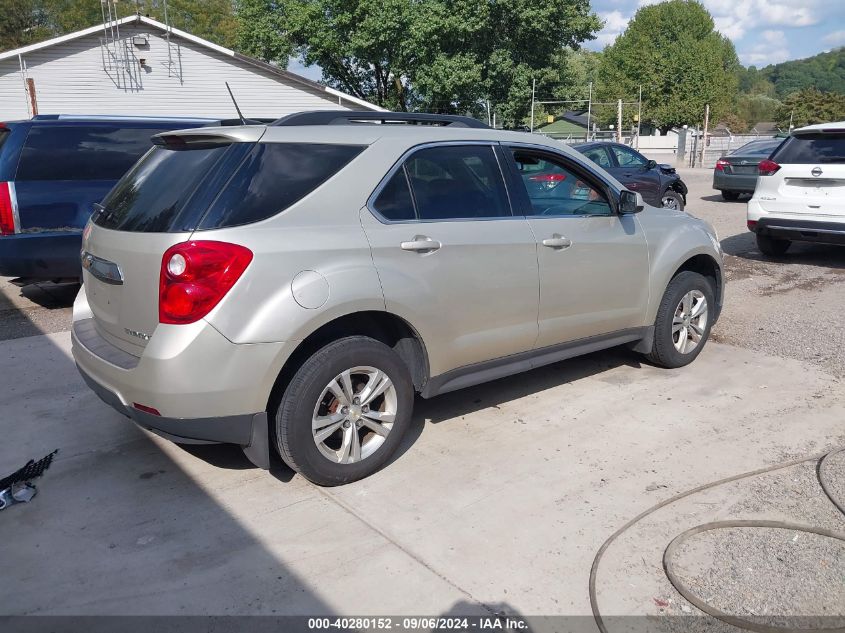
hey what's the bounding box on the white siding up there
[0,23,356,121]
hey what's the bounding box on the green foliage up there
[0,0,238,53]
[596,0,739,132]
[775,89,845,129]
[236,0,601,123]
[756,49,845,99]
[735,93,780,126]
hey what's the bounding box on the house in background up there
[536,110,589,138]
[0,14,382,120]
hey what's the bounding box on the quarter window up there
[16,125,173,181]
[511,149,612,217]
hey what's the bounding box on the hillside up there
[742,48,845,99]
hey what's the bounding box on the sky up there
[588,0,845,66]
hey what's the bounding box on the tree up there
[235,0,601,123]
[775,89,845,129]
[596,0,739,133]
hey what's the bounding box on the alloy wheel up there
[672,290,708,354]
[311,366,397,464]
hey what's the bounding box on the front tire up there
[274,336,414,486]
[756,234,790,256]
[646,271,714,369]
[661,189,685,211]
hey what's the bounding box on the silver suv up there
[72,111,724,485]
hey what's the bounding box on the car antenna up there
[226,82,249,125]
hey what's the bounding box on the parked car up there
[713,138,783,200]
[747,122,845,256]
[72,111,724,486]
[0,115,229,284]
[573,141,688,210]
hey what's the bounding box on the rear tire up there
[721,191,740,201]
[646,271,714,369]
[274,336,414,486]
[661,190,685,211]
[756,234,790,256]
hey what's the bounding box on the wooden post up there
[700,104,710,167]
[26,78,38,117]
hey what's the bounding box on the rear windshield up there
[196,142,365,230]
[732,141,781,157]
[94,145,228,232]
[16,125,178,181]
[93,142,365,233]
[772,134,845,164]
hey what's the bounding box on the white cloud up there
[823,30,845,46]
[595,10,631,46]
[739,30,790,66]
[625,0,820,42]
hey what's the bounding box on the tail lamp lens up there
[714,159,729,172]
[0,182,17,236]
[758,160,780,176]
[747,220,757,232]
[159,241,253,325]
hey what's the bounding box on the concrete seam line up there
[315,486,496,615]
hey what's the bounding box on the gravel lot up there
[679,167,845,377]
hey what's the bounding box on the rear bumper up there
[77,363,270,468]
[0,231,82,279]
[750,217,845,246]
[712,171,757,193]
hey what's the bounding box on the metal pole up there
[529,79,535,133]
[617,99,622,143]
[636,85,642,151]
[586,82,592,141]
[700,104,710,167]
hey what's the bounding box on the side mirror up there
[619,190,644,214]
[646,159,657,170]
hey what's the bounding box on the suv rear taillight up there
[159,241,253,325]
[714,159,729,172]
[0,182,18,236]
[758,159,780,176]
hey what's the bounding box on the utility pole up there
[700,104,710,167]
[616,99,622,143]
[529,79,536,133]
[636,85,642,151]
[586,82,592,141]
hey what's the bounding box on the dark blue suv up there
[0,115,220,283]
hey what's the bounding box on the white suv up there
[747,122,845,255]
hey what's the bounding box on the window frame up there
[500,142,622,219]
[366,141,519,224]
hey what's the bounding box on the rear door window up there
[772,134,845,164]
[402,145,510,220]
[94,145,229,232]
[197,143,364,229]
[16,125,175,181]
[372,168,416,221]
[581,146,613,169]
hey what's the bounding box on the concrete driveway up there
[1,170,844,629]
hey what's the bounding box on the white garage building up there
[0,14,381,121]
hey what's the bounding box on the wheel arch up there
[266,310,430,414]
[647,247,723,325]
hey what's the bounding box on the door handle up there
[542,235,572,249]
[400,236,441,253]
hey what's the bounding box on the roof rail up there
[272,110,489,129]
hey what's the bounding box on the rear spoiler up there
[151,127,265,149]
